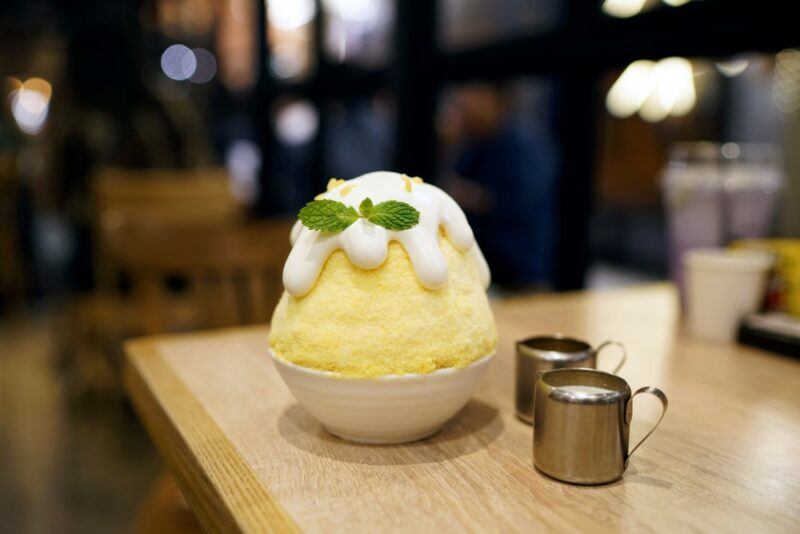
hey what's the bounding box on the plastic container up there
[662,142,783,303]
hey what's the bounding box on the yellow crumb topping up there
[402,175,412,192]
[269,234,497,378]
[326,178,345,191]
[412,177,423,184]
[340,185,355,196]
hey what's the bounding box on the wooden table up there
[124,284,800,533]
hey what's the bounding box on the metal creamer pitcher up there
[516,335,627,423]
[533,368,667,485]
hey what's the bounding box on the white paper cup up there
[683,248,774,341]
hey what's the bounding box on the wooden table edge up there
[123,337,299,534]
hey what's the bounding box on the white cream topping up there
[283,171,491,296]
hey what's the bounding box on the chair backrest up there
[105,220,294,334]
[92,167,243,232]
[91,167,244,289]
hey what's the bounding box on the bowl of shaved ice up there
[269,171,497,444]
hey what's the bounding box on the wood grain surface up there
[124,284,800,533]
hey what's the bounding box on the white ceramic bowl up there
[269,349,494,444]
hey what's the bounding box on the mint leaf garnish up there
[298,197,420,232]
[359,197,374,218]
[366,200,420,230]
[298,200,359,232]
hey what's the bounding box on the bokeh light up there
[157,0,216,37]
[275,100,319,145]
[9,77,52,135]
[773,49,800,117]
[225,139,262,204]
[602,0,646,18]
[604,0,692,18]
[189,47,217,83]
[606,57,696,122]
[268,0,316,31]
[270,43,304,79]
[322,0,392,66]
[218,0,256,91]
[721,142,741,159]
[606,60,656,118]
[651,57,696,119]
[715,58,750,77]
[323,0,380,26]
[160,44,197,81]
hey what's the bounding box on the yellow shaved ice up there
[269,234,497,378]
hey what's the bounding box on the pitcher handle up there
[595,340,627,374]
[626,386,668,466]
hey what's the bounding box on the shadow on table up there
[619,463,673,489]
[277,398,504,465]
[531,462,673,490]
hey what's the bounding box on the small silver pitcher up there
[515,335,627,423]
[533,368,668,485]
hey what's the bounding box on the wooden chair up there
[104,220,293,335]
[66,167,247,395]
[121,220,294,534]
[91,167,244,289]
[92,167,242,227]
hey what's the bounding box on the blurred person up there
[440,83,556,290]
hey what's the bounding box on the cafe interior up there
[1,0,799,532]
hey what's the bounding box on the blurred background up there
[1,0,798,531]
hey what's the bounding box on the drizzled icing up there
[283,171,491,296]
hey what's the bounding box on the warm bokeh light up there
[8,77,52,135]
[606,57,695,122]
[267,0,316,31]
[652,57,696,118]
[218,0,256,91]
[157,0,216,37]
[773,49,800,117]
[715,58,750,77]
[604,0,692,18]
[265,0,315,81]
[602,0,646,18]
[606,60,656,118]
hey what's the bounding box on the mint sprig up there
[298,197,420,232]
[298,200,359,232]
[358,197,375,218]
[362,199,419,230]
